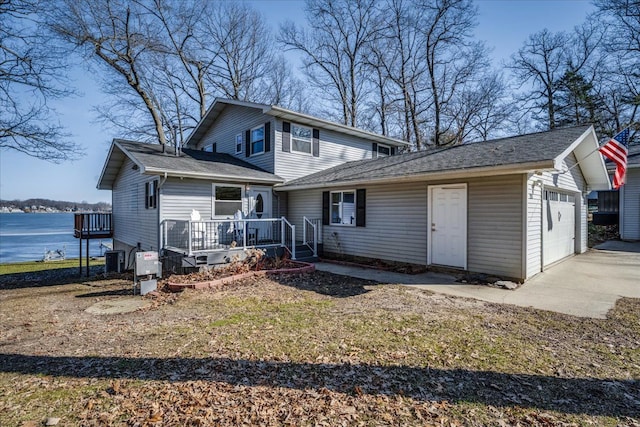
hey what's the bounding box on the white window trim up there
[377,143,391,157]
[235,133,243,154]
[330,189,356,227]
[145,180,158,210]
[291,123,313,156]
[212,183,245,218]
[250,125,265,156]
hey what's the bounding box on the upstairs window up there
[213,185,243,217]
[291,124,312,154]
[251,126,264,155]
[235,133,243,154]
[377,144,391,157]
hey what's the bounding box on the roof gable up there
[184,98,410,149]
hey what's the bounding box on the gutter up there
[142,167,284,185]
[266,105,409,147]
[276,160,556,191]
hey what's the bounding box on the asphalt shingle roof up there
[116,140,283,183]
[281,125,592,188]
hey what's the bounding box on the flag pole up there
[558,126,630,175]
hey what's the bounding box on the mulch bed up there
[165,260,315,291]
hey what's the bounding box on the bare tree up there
[371,0,430,146]
[199,1,273,102]
[279,0,382,127]
[50,0,170,145]
[257,55,311,113]
[594,0,640,140]
[417,0,487,146]
[508,22,606,131]
[0,0,80,162]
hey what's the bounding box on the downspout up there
[157,172,168,253]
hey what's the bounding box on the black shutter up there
[372,142,378,159]
[282,121,291,152]
[245,130,250,157]
[391,146,396,155]
[356,189,366,227]
[144,182,149,209]
[312,128,320,157]
[264,121,271,152]
[322,191,330,225]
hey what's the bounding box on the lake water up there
[0,213,112,263]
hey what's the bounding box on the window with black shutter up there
[145,180,157,209]
[312,128,320,157]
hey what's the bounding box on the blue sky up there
[0,0,595,204]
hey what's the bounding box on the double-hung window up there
[291,124,312,154]
[235,133,243,154]
[331,190,356,226]
[145,180,157,209]
[251,126,264,155]
[377,144,391,157]
[213,185,243,217]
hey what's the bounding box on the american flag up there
[599,128,629,189]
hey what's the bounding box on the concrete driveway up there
[315,240,640,319]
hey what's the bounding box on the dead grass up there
[0,269,638,426]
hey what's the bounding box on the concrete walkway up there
[315,241,640,319]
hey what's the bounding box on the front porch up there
[160,217,318,267]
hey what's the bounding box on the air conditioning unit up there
[105,250,125,273]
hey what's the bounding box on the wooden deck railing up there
[74,213,113,239]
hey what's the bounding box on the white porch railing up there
[302,216,318,257]
[160,217,295,258]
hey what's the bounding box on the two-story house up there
[97,98,408,268]
[98,98,611,281]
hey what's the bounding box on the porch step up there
[293,245,317,263]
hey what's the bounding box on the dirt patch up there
[0,268,638,426]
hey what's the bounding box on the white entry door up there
[543,190,575,266]
[430,185,467,268]
[248,188,272,244]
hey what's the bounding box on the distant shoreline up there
[0,211,111,214]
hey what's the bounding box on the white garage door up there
[543,190,576,266]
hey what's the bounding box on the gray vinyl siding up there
[160,179,213,221]
[525,153,589,278]
[196,104,275,173]
[288,183,428,265]
[287,176,525,278]
[526,173,543,279]
[273,191,288,218]
[274,120,377,181]
[112,158,158,251]
[467,175,524,280]
[621,168,640,240]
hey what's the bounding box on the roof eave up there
[553,125,611,191]
[96,142,118,190]
[143,167,283,185]
[265,106,410,147]
[276,161,554,191]
[96,140,145,190]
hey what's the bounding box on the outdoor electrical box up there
[134,251,161,295]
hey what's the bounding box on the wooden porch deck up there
[73,213,113,239]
